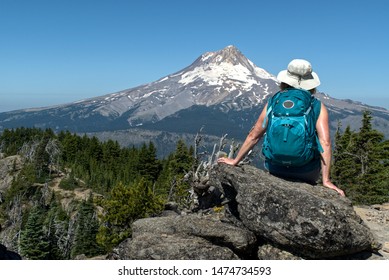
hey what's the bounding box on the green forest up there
[0,110,388,259]
[0,127,195,259]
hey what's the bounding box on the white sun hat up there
[277,59,320,90]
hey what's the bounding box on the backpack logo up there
[262,89,323,167]
[282,100,294,109]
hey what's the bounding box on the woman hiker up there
[217,59,345,196]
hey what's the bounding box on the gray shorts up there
[264,162,321,185]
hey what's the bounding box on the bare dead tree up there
[228,139,240,159]
[18,140,40,162]
[194,126,207,161]
[8,195,23,228]
[168,127,255,211]
[45,138,62,176]
[59,217,77,258]
[167,177,177,202]
[189,127,260,210]
[5,195,24,252]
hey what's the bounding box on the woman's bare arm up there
[218,104,268,166]
[316,103,345,196]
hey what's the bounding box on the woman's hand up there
[323,180,345,196]
[217,157,238,166]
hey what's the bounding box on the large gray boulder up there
[210,164,378,258]
[113,214,256,260]
[115,233,239,260]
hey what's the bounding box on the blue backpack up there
[262,88,323,167]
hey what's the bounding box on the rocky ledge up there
[110,164,383,260]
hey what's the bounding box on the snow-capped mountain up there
[75,45,278,127]
[0,45,388,143]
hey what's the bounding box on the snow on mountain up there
[177,45,277,104]
[179,46,275,89]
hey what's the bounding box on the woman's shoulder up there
[312,96,322,119]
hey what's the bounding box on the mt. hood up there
[94,45,278,127]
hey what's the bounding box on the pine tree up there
[351,111,386,203]
[71,197,103,258]
[332,124,359,188]
[156,139,195,206]
[44,196,72,259]
[20,206,50,259]
[169,139,194,174]
[137,142,161,182]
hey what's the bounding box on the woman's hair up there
[279,82,293,91]
[279,82,316,94]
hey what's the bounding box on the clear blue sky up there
[1,0,388,112]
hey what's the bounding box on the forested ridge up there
[0,110,388,259]
[0,127,195,259]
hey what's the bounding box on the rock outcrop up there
[111,214,257,260]
[0,155,23,192]
[112,164,380,260]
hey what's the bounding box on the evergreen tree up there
[169,139,194,174]
[20,206,50,259]
[45,197,71,259]
[60,131,81,163]
[332,124,359,188]
[156,139,194,207]
[137,142,161,182]
[120,146,140,183]
[71,196,103,258]
[351,111,387,203]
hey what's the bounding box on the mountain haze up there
[1,45,388,145]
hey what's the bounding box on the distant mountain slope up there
[1,45,388,141]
